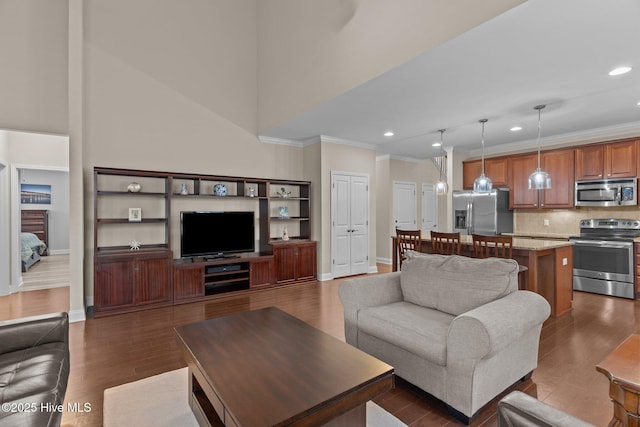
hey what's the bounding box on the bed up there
[21,232,47,272]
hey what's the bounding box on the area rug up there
[104,368,406,427]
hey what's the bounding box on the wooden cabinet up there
[93,167,317,314]
[272,241,317,284]
[508,149,575,209]
[21,210,49,254]
[462,157,508,189]
[635,243,640,299]
[173,254,276,303]
[508,154,540,208]
[94,250,173,317]
[575,139,637,180]
[540,149,575,208]
[262,181,311,252]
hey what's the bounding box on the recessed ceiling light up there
[510,126,523,132]
[384,131,394,137]
[609,66,632,76]
[432,141,442,147]
[637,101,640,106]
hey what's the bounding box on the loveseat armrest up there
[338,272,403,345]
[498,391,595,427]
[0,312,69,355]
[447,291,550,362]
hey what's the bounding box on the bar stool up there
[472,234,527,290]
[430,231,461,255]
[396,228,422,269]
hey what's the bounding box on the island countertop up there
[421,234,573,251]
[391,234,574,317]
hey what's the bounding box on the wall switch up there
[543,219,550,226]
[562,258,568,266]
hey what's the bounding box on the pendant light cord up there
[480,119,488,175]
[535,105,545,170]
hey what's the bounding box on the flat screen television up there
[180,211,255,258]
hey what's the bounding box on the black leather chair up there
[0,312,70,427]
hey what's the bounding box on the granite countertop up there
[420,234,573,251]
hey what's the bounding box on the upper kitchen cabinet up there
[462,157,509,189]
[508,148,575,209]
[508,154,539,209]
[540,148,575,209]
[575,139,637,181]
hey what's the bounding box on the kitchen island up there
[391,235,574,317]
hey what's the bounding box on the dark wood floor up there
[2,264,638,426]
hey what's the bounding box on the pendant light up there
[434,129,448,195]
[473,119,492,193]
[528,105,552,190]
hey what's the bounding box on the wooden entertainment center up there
[93,167,316,317]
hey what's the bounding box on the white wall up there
[0,132,10,296]
[0,0,69,134]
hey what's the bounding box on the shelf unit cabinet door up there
[94,258,135,312]
[250,257,274,288]
[540,149,575,209]
[274,245,297,284]
[575,144,605,180]
[174,265,204,301]
[606,140,637,179]
[134,256,172,305]
[295,242,317,282]
[462,161,482,190]
[508,154,540,209]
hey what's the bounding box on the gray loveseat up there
[0,312,70,427]
[339,252,550,422]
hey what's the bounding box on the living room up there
[1,0,639,426]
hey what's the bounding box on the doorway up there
[331,172,369,278]
[393,181,417,230]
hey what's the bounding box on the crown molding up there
[467,121,640,157]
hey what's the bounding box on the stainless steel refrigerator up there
[452,188,513,235]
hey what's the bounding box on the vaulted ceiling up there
[261,0,640,159]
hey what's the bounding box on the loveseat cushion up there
[401,252,519,316]
[358,301,455,366]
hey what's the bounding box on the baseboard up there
[69,308,86,323]
[48,249,70,255]
[318,272,333,281]
[376,257,392,265]
[368,265,379,274]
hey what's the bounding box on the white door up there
[393,181,417,230]
[421,183,438,233]
[331,172,369,278]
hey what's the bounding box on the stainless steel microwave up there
[575,179,637,207]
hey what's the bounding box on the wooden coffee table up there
[175,307,394,426]
[596,334,640,427]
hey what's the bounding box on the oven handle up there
[570,239,633,248]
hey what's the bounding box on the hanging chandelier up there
[473,119,492,193]
[528,105,551,190]
[434,129,448,195]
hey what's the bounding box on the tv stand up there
[173,252,281,304]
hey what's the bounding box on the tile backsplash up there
[514,206,640,238]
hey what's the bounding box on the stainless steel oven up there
[569,219,639,299]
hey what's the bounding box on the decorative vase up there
[248,187,255,197]
[180,183,188,195]
[127,182,141,193]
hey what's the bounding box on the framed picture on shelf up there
[128,208,142,222]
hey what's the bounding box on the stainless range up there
[569,218,640,299]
